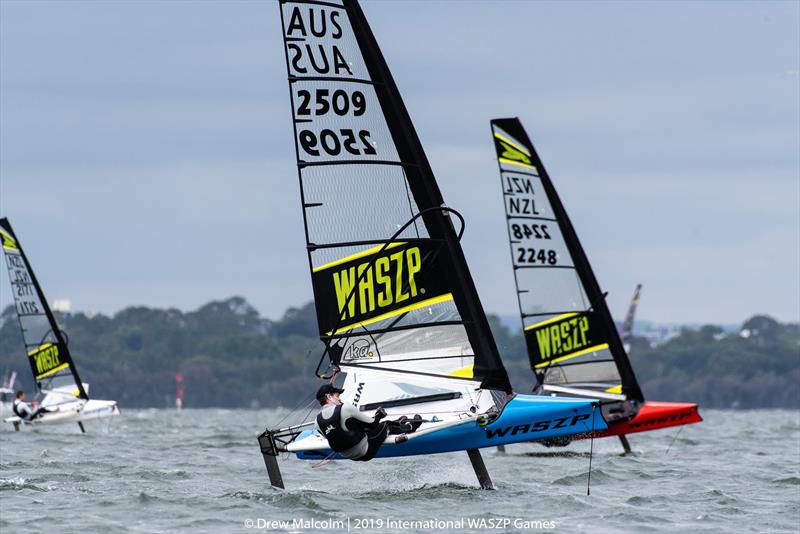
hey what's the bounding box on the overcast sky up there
[0,0,798,325]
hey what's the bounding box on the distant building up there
[52,299,71,312]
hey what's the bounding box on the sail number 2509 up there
[296,89,366,117]
[299,129,376,157]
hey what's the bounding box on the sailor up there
[12,391,51,421]
[315,384,421,462]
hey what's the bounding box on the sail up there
[279,0,510,392]
[620,284,642,354]
[490,118,643,401]
[0,218,87,399]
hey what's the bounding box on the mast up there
[344,0,508,391]
[0,218,88,400]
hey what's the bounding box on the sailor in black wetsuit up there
[315,384,421,461]
[12,391,51,421]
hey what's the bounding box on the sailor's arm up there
[340,404,376,424]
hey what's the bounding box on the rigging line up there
[273,391,317,429]
[311,450,339,468]
[314,206,466,378]
[587,403,596,496]
[273,347,319,427]
[327,367,339,384]
[299,402,319,433]
[665,424,685,455]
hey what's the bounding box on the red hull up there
[594,401,702,438]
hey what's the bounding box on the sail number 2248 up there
[511,223,551,240]
[517,247,557,265]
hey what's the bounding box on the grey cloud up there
[1,0,797,324]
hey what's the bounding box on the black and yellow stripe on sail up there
[311,240,453,338]
[494,131,538,172]
[0,228,18,251]
[28,343,69,379]
[312,242,407,273]
[327,293,454,335]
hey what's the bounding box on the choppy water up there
[1,409,798,533]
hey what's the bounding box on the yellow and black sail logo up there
[525,312,609,367]
[28,343,69,379]
[0,228,18,251]
[311,241,452,335]
[494,131,535,170]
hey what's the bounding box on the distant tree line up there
[0,298,797,409]
[628,316,800,409]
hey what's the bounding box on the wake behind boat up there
[489,118,701,452]
[0,218,119,432]
[258,0,610,490]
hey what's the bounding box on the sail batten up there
[280,0,510,391]
[490,118,643,401]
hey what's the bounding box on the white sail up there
[0,218,119,429]
[280,0,510,390]
[490,118,644,401]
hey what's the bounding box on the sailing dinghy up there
[0,372,17,414]
[258,0,609,489]
[0,218,119,432]
[489,118,701,453]
[620,284,642,356]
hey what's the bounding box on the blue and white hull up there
[290,394,605,459]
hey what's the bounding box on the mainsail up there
[490,118,643,402]
[0,218,88,400]
[260,5,609,488]
[280,0,510,392]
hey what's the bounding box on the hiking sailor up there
[315,384,421,461]
[12,391,54,421]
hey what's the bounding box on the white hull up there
[286,365,496,453]
[4,398,119,428]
